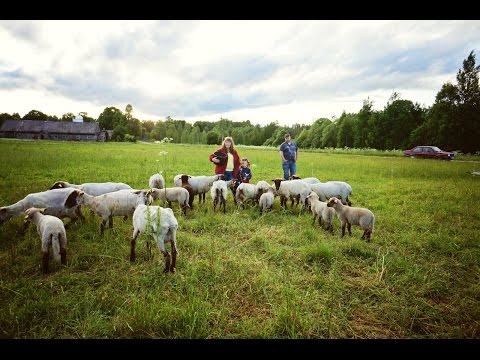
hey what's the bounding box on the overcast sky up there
[1,20,479,126]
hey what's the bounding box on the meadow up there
[0,139,479,338]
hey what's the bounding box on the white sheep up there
[258,186,276,214]
[51,181,132,196]
[271,178,311,210]
[309,182,352,206]
[77,189,153,234]
[24,207,67,273]
[150,187,190,216]
[130,204,178,273]
[306,191,335,234]
[174,174,222,203]
[327,197,375,241]
[148,173,165,189]
[210,179,232,213]
[0,188,83,225]
[235,183,257,209]
[254,180,271,203]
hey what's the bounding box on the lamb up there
[51,181,132,196]
[173,174,223,203]
[258,186,276,214]
[254,180,271,203]
[210,179,230,213]
[306,191,335,234]
[235,182,257,209]
[24,207,67,273]
[327,197,375,241]
[150,187,190,216]
[77,189,153,234]
[148,173,165,189]
[130,204,178,273]
[0,188,83,225]
[271,178,311,210]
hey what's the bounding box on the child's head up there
[241,158,250,168]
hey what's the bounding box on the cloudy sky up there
[1,20,479,126]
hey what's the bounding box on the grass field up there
[0,139,479,338]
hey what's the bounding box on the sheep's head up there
[271,178,283,191]
[327,197,339,207]
[24,207,46,223]
[0,207,13,224]
[51,181,66,190]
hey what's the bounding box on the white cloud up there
[1,20,479,126]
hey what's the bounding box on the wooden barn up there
[0,120,108,142]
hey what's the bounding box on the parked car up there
[403,146,455,160]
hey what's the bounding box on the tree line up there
[1,51,479,153]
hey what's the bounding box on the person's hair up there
[222,136,236,153]
[241,158,250,167]
[284,133,291,139]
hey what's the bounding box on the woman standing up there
[209,136,241,186]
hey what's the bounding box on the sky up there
[1,20,479,127]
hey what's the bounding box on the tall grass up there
[0,139,479,338]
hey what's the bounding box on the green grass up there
[0,138,479,338]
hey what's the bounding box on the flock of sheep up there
[0,173,375,274]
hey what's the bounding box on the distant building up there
[0,119,108,142]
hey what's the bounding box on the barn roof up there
[0,120,101,134]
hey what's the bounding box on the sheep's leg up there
[312,214,317,225]
[318,215,322,227]
[347,222,352,236]
[222,196,226,214]
[364,230,371,242]
[100,219,107,235]
[146,239,152,260]
[60,247,67,266]
[42,250,49,274]
[108,215,114,229]
[170,234,177,273]
[341,223,346,238]
[130,229,140,262]
[162,251,171,273]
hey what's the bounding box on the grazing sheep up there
[306,191,335,234]
[0,188,83,225]
[258,186,276,214]
[173,174,223,204]
[309,182,352,206]
[51,181,132,196]
[290,175,321,184]
[148,173,165,189]
[210,179,229,213]
[254,180,271,203]
[271,178,311,210]
[179,175,195,210]
[327,197,375,241]
[130,204,178,273]
[235,183,257,209]
[77,189,153,235]
[24,207,67,273]
[150,187,190,216]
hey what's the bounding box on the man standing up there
[279,133,299,180]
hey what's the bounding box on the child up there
[239,158,252,183]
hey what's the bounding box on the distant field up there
[0,139,479,338]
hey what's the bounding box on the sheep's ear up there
[39,208,46,214]
[65,190,80,208]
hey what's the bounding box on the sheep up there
[77,189,153,235]
[173,174,223,204]
[130,204,178,273]
[179,175,195,210]
[150,187,190,216]
[148,173,165,189]
[271,178,311,210]
[24,207,67,273]
[51,181,132,196]
[254,180,271,203]
[0,188,83,226]
[290,175,321,184]
[258,186,276,214]
[306,191,335,234]
[327,197,375,241]
[309,182,352,206]
[210,179,230,213]
[235,182,257,209]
